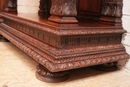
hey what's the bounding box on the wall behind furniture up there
[17,0,40,13]
[122,0,130,69]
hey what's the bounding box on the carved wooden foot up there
[0,35,9,42]
[36,64,69,83]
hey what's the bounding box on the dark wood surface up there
[0,0,6,12]
[16,13,112,27]
[78,0,102,16]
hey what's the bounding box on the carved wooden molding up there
[0,13,129,72]
[0,25,129,72]
[2,13,126,35]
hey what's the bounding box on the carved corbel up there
[100,0,123,26]
[4,0,17,13]
[48,0,78,27]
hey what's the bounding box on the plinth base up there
[48,15,78,23]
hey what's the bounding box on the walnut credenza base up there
[0,13,129,83]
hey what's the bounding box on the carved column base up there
[48,15,78,23]
[36,64,69,83]
[48,15,78,27]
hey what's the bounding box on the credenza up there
[0,0,129,83]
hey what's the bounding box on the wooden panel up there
[0,0,6,12]
[78,0,102,16]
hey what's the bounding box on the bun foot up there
[36,64,69,83]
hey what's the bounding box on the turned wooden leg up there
[0,35,9,42]
[36,64,69,83]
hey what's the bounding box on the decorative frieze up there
[2,13,126,35]
[62,35,122,48]
[4,18,61,48]
[3,18,122,49]
[0,22,126,59]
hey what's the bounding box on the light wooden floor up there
[0,42,130,87]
